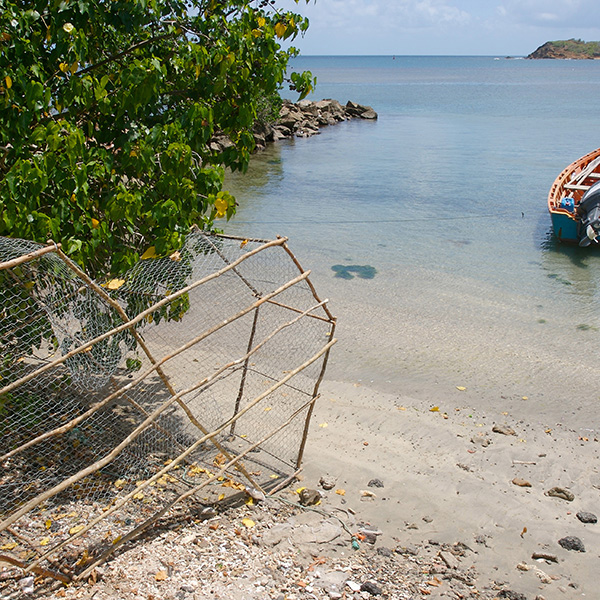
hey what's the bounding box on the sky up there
[278,0,600,56]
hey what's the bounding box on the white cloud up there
[496,0,600,28]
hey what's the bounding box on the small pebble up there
[492,424,517,436]
[512,478,532,487]
[360,581,382,596]
[546,487,574,501]
[576,511,597,524]
[367,478,384,488]
[558,536,585,552]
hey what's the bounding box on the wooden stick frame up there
[0,232,336,581]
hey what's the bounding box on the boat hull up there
[550,210,579,243]
[548,146,600,244]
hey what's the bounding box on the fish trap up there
[0,231,335,583]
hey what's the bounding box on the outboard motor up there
[578,181,600,246]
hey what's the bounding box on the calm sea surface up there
[224,56,600,429]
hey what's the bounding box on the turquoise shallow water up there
[224,56,600,429]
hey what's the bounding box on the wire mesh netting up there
[0,231,336,583]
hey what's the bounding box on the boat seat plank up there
[564,184,592,191]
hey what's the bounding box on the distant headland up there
[527,39,600,59]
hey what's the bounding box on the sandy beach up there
[299,376,599,599]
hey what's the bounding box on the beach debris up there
[368,478,384,488]
[520,526,528,538]
[319,475,336,490]
[298,488,322,506]
[535,568,552,584]
[546,487,575,501]
[558,536,586,552]
[346,580,361,592]
[360,580,383,595]
[532,552,559,563]
[512,478,532,487]
[576,511,597,524]
[360,489,377,498]
[492,424,517,436]
[456,386,467,391]
[377,546,393,557]
[516,561,532,571]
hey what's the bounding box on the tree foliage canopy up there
[0,0,314,277]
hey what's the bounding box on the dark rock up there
[546,487,575,501]
[576,511,597,524]
[558,536,585,552]
[368,478,384,488]
[360,581,382,596]
[498,591,527,600]
[376,547,392,557]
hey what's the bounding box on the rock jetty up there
[210,99,377,154]
[254,98,377,150]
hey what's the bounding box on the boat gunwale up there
[548,146,600,219]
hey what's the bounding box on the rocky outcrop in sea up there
[254,98,377,150]
[210,99,377,154]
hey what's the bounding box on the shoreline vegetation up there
[527,39,600,59]
[210,99,378,155]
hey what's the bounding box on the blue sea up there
[224,56,600,430]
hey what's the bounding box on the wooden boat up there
[548,147,600,245]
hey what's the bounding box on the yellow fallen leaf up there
[240,239,248,248]
[456,386,466,391]
[397,406,407,411]
[155,570,168,581]
[245,496,254,506]
[270,474,279,479]
[105,278,125,290]
[241,518,255,529]
[319,422,328,428]
[45,519,52,529]
[335,489,346,496]
[296,487,306,494]
[133,492,144,500]
[141,246,157,260]
[218,493,225,501]
[264,406,272,412]
[1,542,18,550]
[429,406,440,412]
[5,75,12,89]
[114,479,127,489]
[39,537,50,546]
[69,525,85,535]
[522,396,528,400]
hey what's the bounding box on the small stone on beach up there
[558,536,585,552]
[319,476,336,490]
[546,487,574,501]
[512,478,532,487]
[492,424,517,436]
[576,511,597,524]
[367,478,384,488]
